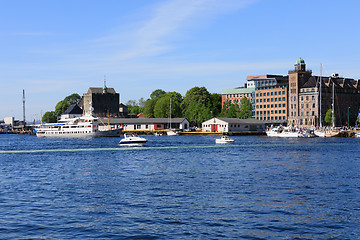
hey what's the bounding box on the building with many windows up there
[222,58,360,127]
[254,77,288,123]
[221,84,253,108]
[287,58,360,127]
[288,58,313,126]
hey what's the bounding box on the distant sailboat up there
[314,64,326,137]
[167,97,179,136]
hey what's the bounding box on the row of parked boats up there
[265,126,349,138]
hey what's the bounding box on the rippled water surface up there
[0,134,359,239]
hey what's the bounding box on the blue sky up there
[1,0,360,121]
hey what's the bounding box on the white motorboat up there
[355,132,360,138]
[278,130,299,138]
[266,126,299,138]
[266,126,282,137]
[166,130,179,136]
[216,135,234,144]
[119,134,147,147]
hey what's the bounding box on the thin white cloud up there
[90,0,257,61]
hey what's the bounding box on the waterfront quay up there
[122,130,264,136]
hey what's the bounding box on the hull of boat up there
[36,132,99,138]
[167,130,179,136]
[119,140,147,144]
[98,128,122,137]
[216,140,234,144]
[266,131,298,137]
[119,142,146,147]
[314,131,326,138]
[277,132,299,138]
[119,134,147,147]
[266,131,281,137]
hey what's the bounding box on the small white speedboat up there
[216,135,234,144]
[166,130,179,136]
[119,134,147,147]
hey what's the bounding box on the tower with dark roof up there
[288,58,313,126]
[82,86,120,117]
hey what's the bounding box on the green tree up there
[181,87,212,124]
[150,89,166,99]
[210,93,222,117]
[325,109,335,125]
[138,97,146,108]
[220,100,241,118]
[41,111,57,123]
[126,99,145,115]
[142,90,167,117]
[54,100,68,117]
[185,101,212,126]
[153,92,182,118]
[54,93,81,117]
[143,99,156,118]
[238,97,252,118]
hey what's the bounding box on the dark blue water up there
[0,134,359,239]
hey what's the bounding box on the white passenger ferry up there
[35,115,121,138]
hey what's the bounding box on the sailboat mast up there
[332,79,335,128]
[22,89,26,126]
[319,64,322,128]
[169,97,172,129]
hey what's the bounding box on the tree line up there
[126,87,252,126]
[42,86,253,124]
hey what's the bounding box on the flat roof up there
[100,117,188,124]
[221,88,254,94]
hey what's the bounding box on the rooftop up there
[222,88,253,95]
[87,87,116,94]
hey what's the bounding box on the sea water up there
[0,134,359,239]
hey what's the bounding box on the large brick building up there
[221,84,253,108]
[254,76,288,123]
[222,58,360,127]
[288,58,360,127]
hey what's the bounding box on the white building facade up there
[202,117,265,133]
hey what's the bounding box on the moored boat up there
[266,126,282,137]
[166,130,180,136]
[119,134,147,147]
[35,115,110,138]
[314,130,326,138]
[298,129,317,138]
[216,135,234,144]
[266,126,299,138]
